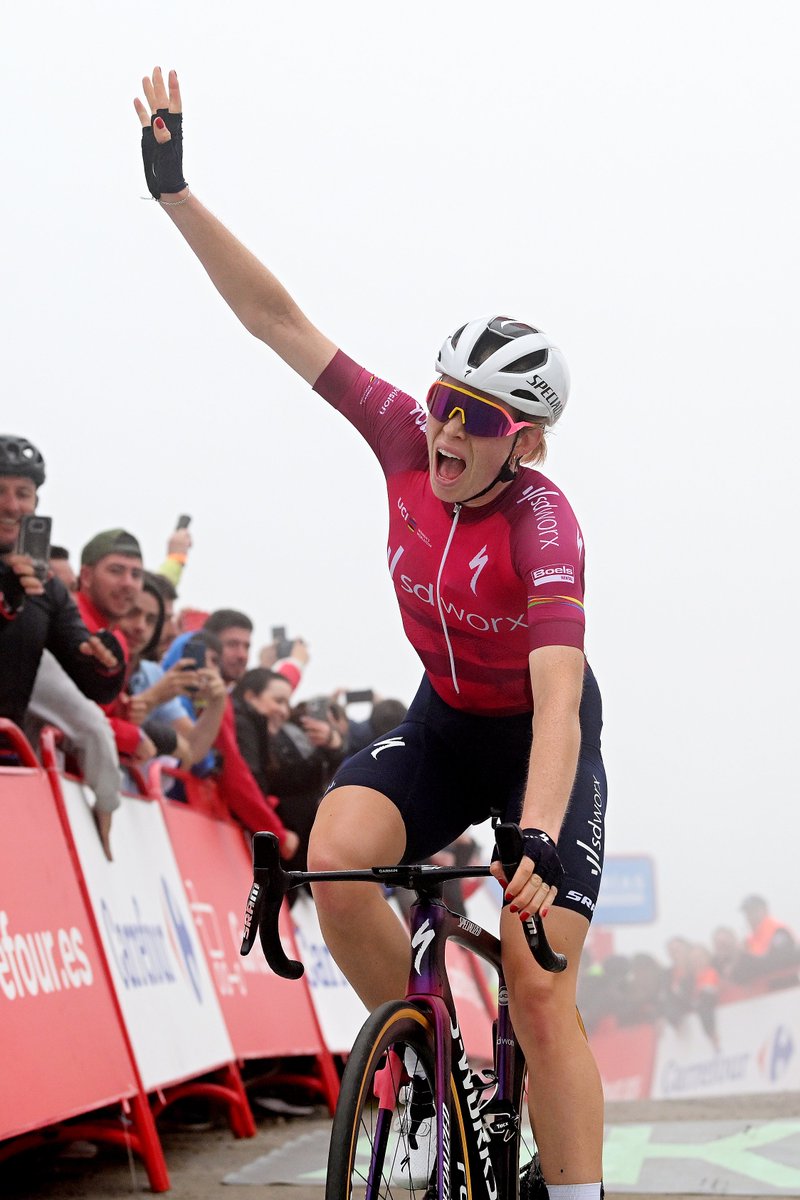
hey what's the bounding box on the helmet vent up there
[467,329,509,368]
[449,324,467,351]
[503,349,549,374]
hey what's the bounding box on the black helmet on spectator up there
[0,434,46,486]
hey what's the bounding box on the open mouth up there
[435,448,466,483]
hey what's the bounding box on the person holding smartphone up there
[0,435,125,734]
[135,68,607,1199]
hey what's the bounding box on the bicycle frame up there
[402,880,527,1200]
[241,827,565,1200]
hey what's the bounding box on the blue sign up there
[594,856,656,924]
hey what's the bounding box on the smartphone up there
[305,696,331,722]
[182,637,207,670]
[271,625,293,659]
[176,514,192,530]
[345,689,374,705]
[15,515,52,581]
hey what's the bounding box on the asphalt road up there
[2,1093,799,1198]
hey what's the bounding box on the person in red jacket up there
[75,528,156,762]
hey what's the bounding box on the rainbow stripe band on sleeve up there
[527,595,585,615]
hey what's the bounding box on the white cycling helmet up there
[435,316,570,426]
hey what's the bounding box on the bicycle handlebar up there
[494,822,567,974]
[240,828,567,978]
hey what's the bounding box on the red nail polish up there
[155,117,165,129]
[542,908,549,919]
[505,893,513,903]
[509,905,518,913]
[521,912,530,921]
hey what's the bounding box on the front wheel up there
[326,999,473,1200]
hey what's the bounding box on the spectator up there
[740,894,799,989]
[145,571,180,661]
[49,545,77,592]
[259,634,310,690]
[118,573,227,767]
[0,436,125,737]
[204,609,254,688]
[343,695,408,756]
[163,635,300,859]
[688,942,720,1046]
[157,518,193,590]
[741,895,797,957]
[663,936,694,1026]
[26,652,122,860]
[233,670,345,872]
[75,528,156,763]
[711,925,744,982]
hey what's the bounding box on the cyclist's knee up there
[502,910,586,1045]
[308,785,406,874]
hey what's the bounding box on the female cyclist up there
[135,67,606,1200]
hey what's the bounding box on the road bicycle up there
[241,822,567,1200]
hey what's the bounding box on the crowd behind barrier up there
[579,901,800,1044]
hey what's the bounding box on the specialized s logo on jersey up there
[531,564,575,588]
[469,544,489,594]
[371,737,406,759]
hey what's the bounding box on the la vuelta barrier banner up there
[159,798,327,1060]
[0,765,138,1139]
[58,777,234,1091]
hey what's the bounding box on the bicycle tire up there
[326,999,474,1200]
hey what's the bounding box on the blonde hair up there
[516,417,548,467]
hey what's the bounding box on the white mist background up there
[2,0,797,958]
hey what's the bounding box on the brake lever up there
[240,832,304,980]
[494,822,567,974]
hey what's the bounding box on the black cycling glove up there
[141,109,187,200]
[493,826,564,891]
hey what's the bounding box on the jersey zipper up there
[435,503,461,696]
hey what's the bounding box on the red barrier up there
[0,720,169,1191]
[590,1019,658,1101]
[152,764,339,1112]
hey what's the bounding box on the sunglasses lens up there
[426,383,514,437]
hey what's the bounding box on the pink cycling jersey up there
[314,351,587,717]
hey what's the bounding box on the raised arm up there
[134,67,337,385]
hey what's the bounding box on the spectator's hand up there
[289,638,310,666]
[196,666,226,703]
[6,553,45,596]
[93,808,113,862]
[132,732,157,761]
[328,703,349,739]
[167,526,192,557]
[301,715,342,750]
[79,634,121,671]
[153,660,201,703]
[280,829,301,861]
[124,694,149,727]
[259,643,278,669]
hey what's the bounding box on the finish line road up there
[2,1093,799,1198]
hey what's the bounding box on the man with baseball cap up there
[0,435,125,731]
[75,527,159,762]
